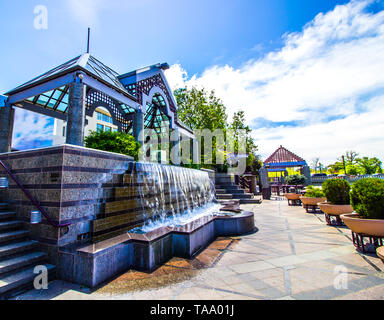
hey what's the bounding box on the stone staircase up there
[0,202,56,299]
[215,174,261,204]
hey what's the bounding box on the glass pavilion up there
[0,53,196,163]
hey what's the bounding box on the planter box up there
[318,203,353,216]
[284,193,301,201]
[341,214,384,237]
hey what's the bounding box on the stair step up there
[0,264,56,296]
[0,241,38,259]
[0,252,47,275]
[0,212,16,221]
[215,185,240,190]
[0,204,10,212]
[216,194,233,199]
[226,189,246,194]
[231,193,254,199]
[0,230,29,244]
[0,221,23,232]
[239,198,262,204]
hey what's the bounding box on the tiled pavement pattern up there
[14,200,384,300]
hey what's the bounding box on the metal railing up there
[0,160,70,228]
[311,173,384,185]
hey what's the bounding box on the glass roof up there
[26,85,69,113]
[10,57,80,93]
[84,56,128,93]
[120,103,136,114]
[7,54,133,99]
[144,94,170,134]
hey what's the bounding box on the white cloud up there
[12,109,53,150]
[165,0,384,164]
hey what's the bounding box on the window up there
[105,126,111,132]
[96,124,104,132]
[96,111,113,124]
[62,126,66,137]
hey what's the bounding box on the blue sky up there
[0,0,352,90]
[1,0,384,165]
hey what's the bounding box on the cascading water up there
[128,162,220,233]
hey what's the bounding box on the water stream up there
[127,162,220,233]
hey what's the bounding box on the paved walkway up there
[14,200,384,300]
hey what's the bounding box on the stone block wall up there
[0,145,133,263]
[0,144,213,264]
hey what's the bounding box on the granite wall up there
[0,144,213,264]
[0,145,133,263]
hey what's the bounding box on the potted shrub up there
[318,179,353,225]
[300,185,326,213]
[341,178,384,237]
[284,175,306,205]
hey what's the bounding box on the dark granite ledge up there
[77,212,254,256]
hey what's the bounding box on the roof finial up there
[87,28,91,54]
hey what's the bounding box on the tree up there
[344,151,359,164]
[229,111,258,168]
[84,131,140,160]
[328,161,344,174]
[355,157,382,175]
[346,163,362,176]
[174,87,227,130]
[174,87,260,172]
[311,158,320,173]
[285,174,306,185]
[174,87,228,169]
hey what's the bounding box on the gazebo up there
[0,53,197,164]
[259,145,311,199]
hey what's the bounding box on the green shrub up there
[322,179,350,205]
[350,178,384,219]
[304,185,325,198]
[85,131,140,160]
[285,174,306,185]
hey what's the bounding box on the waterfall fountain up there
[71,161,255,287]
[0,144,255,288]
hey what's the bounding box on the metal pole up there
[87,28,90,53]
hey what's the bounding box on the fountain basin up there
[58,211,255,288]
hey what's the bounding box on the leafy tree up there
[85,131,140,160]
[285,174,306,185]
[174,87,260,172]
[355,157,382,174]
[174,87,227,130]
[174,87,227,170]
[328,161,344,174]
[344,151,359,164]
[311,158,320,173]
[249,155,263,174]
[229,111,258,168]
[346,163,362,176]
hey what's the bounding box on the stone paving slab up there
[13,200,384,300]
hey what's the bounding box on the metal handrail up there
[0,160,70,228]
